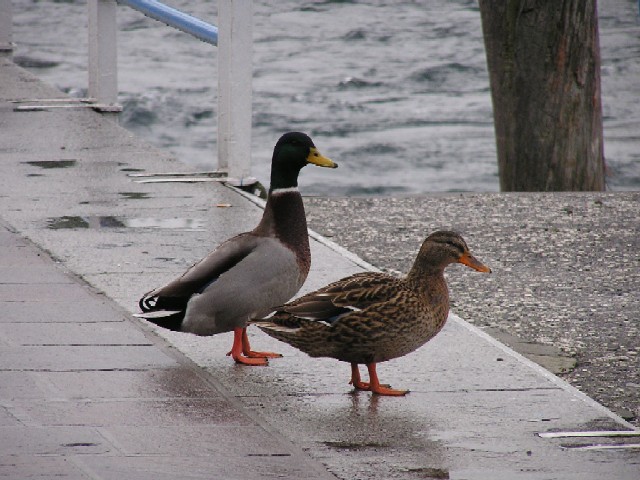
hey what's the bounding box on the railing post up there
[217,0,255,186]
[0,0,13,57]
[88,0,119,109]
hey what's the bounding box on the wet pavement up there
[1,57,640,479]
[0,222,338,480]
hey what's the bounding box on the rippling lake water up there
[11,0,640,195]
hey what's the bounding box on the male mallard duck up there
[256,231,490,395]
[135,132,337,366]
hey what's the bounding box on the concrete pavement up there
[1,57,639,479]
[0,221,338,480]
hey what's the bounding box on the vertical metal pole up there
[0,0,13,57]
[217,0,255,185]
[88,0,118,107]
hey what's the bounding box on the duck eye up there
[445,240,464,252]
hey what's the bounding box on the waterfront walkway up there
[1,57,638,479]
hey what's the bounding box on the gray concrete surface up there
[0,222,338,480]
[2,57,640,479]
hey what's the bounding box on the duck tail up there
[255,315,328,357]
[255,321,300,343]
[139,292,157,312]
[134,292,187,332]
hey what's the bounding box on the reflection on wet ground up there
[24,160,77,169]
[119,192,150,200]
[324,398,446,478]
[46,216,206,231]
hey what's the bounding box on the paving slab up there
[0,222,339,480]
[1,57,639,479]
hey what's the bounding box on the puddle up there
[24,160,77,169]
[482,327,576,374]
[323,441,389,450]
[404,467,449,479]
[13,55,60,69]
[126,218,206,230]
[119,192,150,200]
[47,216,90,229]
[47,216,206,231]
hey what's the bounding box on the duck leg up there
[227,327,270,366]
[349,363,400,395]
[240,328,283,359]
[349,363,408,396]
[366,363,409,396]
[349,363,370,390]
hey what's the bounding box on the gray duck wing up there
[139,233,260,312]
[182,237,306,333]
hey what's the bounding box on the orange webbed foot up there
[227,351,269,366]
[350,363,410,396]
[350,363,390,391]
[350,380,394,391]
[240,327,282,359]
[350,379,372,391]
[244,350,283,359]
[370,384,409,396]
[227,327,270,366]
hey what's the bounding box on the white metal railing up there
[117,0,219,44]
[88,0,119,109]
[1,0,255,186]
[0,0,12,56]
[91,0,255,185]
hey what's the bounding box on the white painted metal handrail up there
[117,0,219,45]
[216,0,254,186]
[1,0,254,184]
[88,0,254,185]
[0,0,13,56]
[89,0,119,109]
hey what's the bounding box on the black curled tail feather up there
[139,293,189,314]
[139,293,157,313]
[136,293,188,333]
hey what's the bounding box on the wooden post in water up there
[217,0,255,186]
[479,0,605,191]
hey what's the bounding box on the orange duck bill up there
[458,252,491,273]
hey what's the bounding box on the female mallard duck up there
[135,132,337,366]
[256,231,490,395]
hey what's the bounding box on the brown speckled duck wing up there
[258,276,427,361]
[332,291,424,340]
[323,288,441,363]
[260,287,433,363]
[282,272,400,320]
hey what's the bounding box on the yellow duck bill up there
[307,147,338,168]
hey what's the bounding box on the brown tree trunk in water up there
[479,0,606,191]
